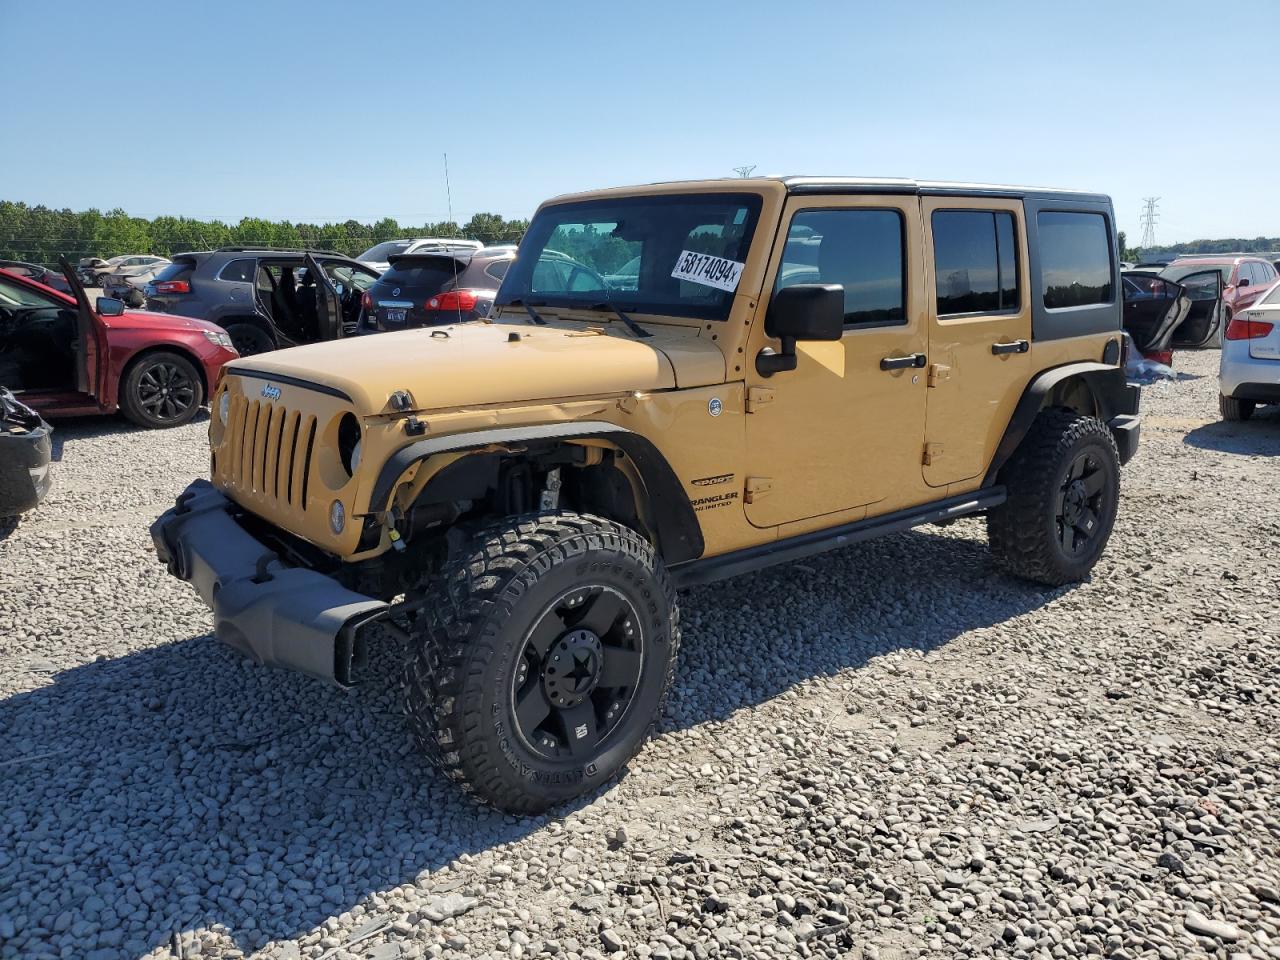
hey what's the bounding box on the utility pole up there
[732,165,757,178]
[1139,197,1160,249]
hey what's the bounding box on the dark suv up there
[363,247,514,332]
[144,248,380,356]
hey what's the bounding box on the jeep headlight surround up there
[217,391,230,425]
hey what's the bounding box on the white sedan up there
[1220,278,1280,420]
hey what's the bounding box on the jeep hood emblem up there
[261,384,281,401]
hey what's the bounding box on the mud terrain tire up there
[402,512,680,814]
[988,408,1120,586]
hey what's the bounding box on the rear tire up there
[987,408,1120,586]
[1219,393,1255,422]
[120,351,203,429]
[226,323,274,357]
[401,512,679,814]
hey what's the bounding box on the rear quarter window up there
[217,258,256,283]
[1037,212,1114,309]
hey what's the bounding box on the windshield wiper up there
[586,302,652,339]
[501,298,547,325]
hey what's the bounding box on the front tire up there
[120,351,203,428]
[402,512,679,814]
[1219,393,1255,422]
[988,409,1121,586]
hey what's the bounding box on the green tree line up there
[0,201,530,265]
[1133,236,1280,259]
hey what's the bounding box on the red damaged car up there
[0,260,237,428]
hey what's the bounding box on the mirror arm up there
[755,335,798,377]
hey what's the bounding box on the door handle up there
[880,353,927,371]
[991,339,1029,355]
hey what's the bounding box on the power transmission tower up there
[1139,197,1160,248]
[732,165,757,178]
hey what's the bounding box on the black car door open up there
[1170,270,1224,349]
[304,253,343,342]
[1122,273,1189,354]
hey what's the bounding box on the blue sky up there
[2,0,1275,243]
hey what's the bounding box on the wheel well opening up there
[403,444,654,547]
[1044,376,1098,418]
[122,346,208,401]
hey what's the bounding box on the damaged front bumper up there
[150,479,388,685]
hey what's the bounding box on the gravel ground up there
[2,350,1278,960]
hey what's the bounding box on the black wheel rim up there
[511,586,643,762]
[136,361,196,422]
[231,331,263,356]
[1055,452,1107,556]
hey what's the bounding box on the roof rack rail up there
[214,245,350,253]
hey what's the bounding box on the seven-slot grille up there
[221,394,318,509]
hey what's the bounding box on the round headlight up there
[218,392,230,424]
[350,439,362,473]
[329,499,346,535]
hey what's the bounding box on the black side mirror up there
[757,283,844,376]
[96,296,126,316]
[1237,277,1250,287]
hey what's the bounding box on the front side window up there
[776,209,905,327]
[931,210,1020,315]
[1038,212,1114,309]
[498,193,762,321]
[0,277,63,309]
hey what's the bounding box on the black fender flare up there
[367,421,705,564]
[984,362,1140,485]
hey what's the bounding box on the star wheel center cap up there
[544,629,604,708]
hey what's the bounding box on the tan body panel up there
[921,195,1034,487]
[742,193,932,526]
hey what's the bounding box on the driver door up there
[742,196,929,528]
[306,254,344,342]
[58,259,105,398]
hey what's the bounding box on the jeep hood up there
[224,321,725,413]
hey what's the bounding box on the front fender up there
[368,421,705,564]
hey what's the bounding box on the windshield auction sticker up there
[671,250,745,293]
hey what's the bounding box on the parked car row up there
[1121,253,1279,363]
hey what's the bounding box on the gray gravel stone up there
[2,351,1279,960]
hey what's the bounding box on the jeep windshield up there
[496,193,763,321]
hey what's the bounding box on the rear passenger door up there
[921,199,1031,487]
[1171,270,1223,348]
[304,253,344,341]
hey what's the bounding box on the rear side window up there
[217,258,256,283]
[1038,212,1114,309]
[484,259,511,282]
[931,210,1020,315]
[153,260,195,284]
[777,209,905,327]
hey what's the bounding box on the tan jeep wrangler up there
[153,177,1140,812]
